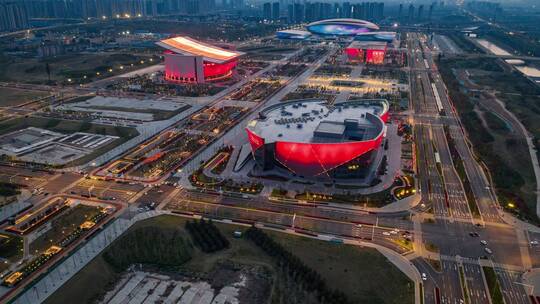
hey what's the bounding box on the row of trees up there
[103,226,192,272]
[185,219,230,253]
[0,182,21,197]
[245,227,352,304]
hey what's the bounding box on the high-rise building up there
[263,2,271,19]
[0,1,29,31]
[272,2,279,20]
[333,2,340,18]
[374,2,383,20]
[398,3,403,18]
[231,0,243,9]
[342,1,351,18]
[287,3,293,22]
[418,5,424,20]
[293,2,303,23]
[408,4,414,21]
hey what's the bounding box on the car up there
[390,230,398,235]
[356,224,362,228]
[421,273,427,281]
[469,232,479,237]
[382,232,391,236]
[480,240,488,246]
[484,247,493,254]
[530,240,539,245]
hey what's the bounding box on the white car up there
[390,230,398,235]
[480,240,488,246]
[422,273,427,281]
[530,240,539,246]
[484,247,493,254]
[382,232,391,236]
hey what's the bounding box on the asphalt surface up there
[2,33,537,304]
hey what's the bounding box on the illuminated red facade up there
[203,60,238,81]
[246,99,389,178]
[157,36,243,84]
[273,136,383,176]
[345,41,387,65]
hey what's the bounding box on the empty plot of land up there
[0,53,154,84]
[0,88,50,107]
[433,34,462,55]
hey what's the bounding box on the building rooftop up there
[0,127,63,154]
[347,41,387,50]
[276,29,312,39]
[247,99,386,144]
[307,19,380,30]
[156,36,244,63]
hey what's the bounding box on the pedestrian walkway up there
[11,209,165,304]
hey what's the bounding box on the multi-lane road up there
[2,32,539,304]
[407,31,533,304]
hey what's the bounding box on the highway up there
[1,31,538,304]
[407,31,531,304]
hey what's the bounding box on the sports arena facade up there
[345,41,387,64]
[306,18,379,36]
[156,36,244,83]
[245,99,389,179]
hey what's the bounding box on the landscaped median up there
[482,266,504,304]
[290,175,415,208]
[190,169,263,195]
[443,126,480,218]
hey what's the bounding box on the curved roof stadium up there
[246,99,389,177]
[156,36,244,64]
[306,18,379,36]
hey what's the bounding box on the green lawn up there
[0,53,158,85]
[266,230,414,304]
[482,266,504,304]
[45,215,413,304]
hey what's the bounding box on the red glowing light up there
[203,60,237,79]
[273,135,383,177]
[366,49,385,64]
[246,128,265,151]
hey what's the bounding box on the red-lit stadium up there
[245,99,389,179]
[345,41,387,65]
[156,36,244,83]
